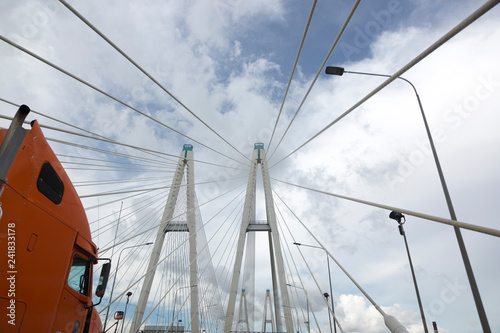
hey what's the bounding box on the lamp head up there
[126,291,133,297]
[325,66,345,76]
[389,211,405,224]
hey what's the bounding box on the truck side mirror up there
[95,262,111,298]
[114,311,124,320]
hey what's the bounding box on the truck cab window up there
[68,255,89,295]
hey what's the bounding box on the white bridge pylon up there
[129,144,199,333]
[224,143,294,333]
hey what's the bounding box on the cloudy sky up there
[1,0,500,332]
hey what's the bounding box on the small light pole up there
[294,242,336,333]
[325,66,490,332]
[389,211,428,333]
[104,242,153,330]
[171,285,196,333]
[120,292,132,333]
[323,292,333,333]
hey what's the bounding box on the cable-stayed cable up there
[272,177,500,237]
[268,0,362,161]
[59,0,250,164]
[270,0,500,168]
[0,36,247,166]
[267,0,318,150]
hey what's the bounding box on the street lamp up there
[171,285,196,332]
[177,319,182,333]
[120,292,133,333]
[389,211,428,333]
[286,284,309,333]
[104,242,153,330]
[294,242,336,333]
[325,66,490,332]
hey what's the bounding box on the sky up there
[1,0,500,332]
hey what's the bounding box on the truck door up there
[53,252,92,333]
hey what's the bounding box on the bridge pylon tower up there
[224,143,294,333]
[237,289,250,332]
[129,144,199,333]
[262,289,276,333]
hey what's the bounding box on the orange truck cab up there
[0,106,110,333]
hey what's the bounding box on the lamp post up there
[389,211,428,333]
[325,66,490,332]
[286,284,309,333]
[120,292,133,333]
[171,285,196,332]
[104,242,153,331]
[294,242,336,333]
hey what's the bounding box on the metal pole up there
[172,285,196,331]
[104,242,152,331]
[294,243,337,332]
[104,202,123,331]
[121,292,132,333]
[327,67,491,332]
[326,257,336,333]
[409,80,490,333]
[0,104,30,159]
[324,292,333,333]
[399,224,428,333]
[306,297,310,333]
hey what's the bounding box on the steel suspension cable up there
[273,202,311,328]
[273,187,410,332]
[61,161,171,173]
[98,181,246,254]
[267,0,362,161]
[1,111,248,172]
[273,177,500,237]
[91,194,166,236]
[270,0,500,168]
[274,189,344,332]
[97,195,165,257]
[267,0,318,150]
[0,99,180,165]
[76,176,168,187]
[138,194,244,330]
[58,154,176,169]
[50,136,246,172]
[0,113,183,162]
[54,139,177,166]
[0,98,111,140]
[0,35,247,166]
[59,0,250,164]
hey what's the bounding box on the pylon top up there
[254,142,264,149]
